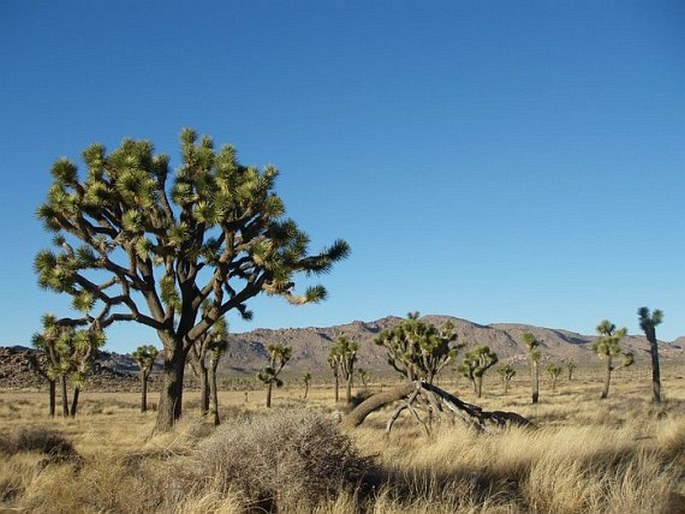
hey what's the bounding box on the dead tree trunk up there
[341,381,532,433]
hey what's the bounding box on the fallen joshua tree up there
[341,381,533,435]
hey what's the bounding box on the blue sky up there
[1,1,683,353]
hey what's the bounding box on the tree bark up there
[60,375,69,417]
[198,363,210,416]
[155,344,186,431]
[334,373,339,403]
[601,357,612,399]
[531,362,539,404]
[48,379,56,418]
[648,337,662,403]
[70,387,80,418]
[476,376,483,398]
[208,361,220,425]
[341,382,415,429]
[140,370,148,413]
[345,375,353,404]
[266,382,273,408]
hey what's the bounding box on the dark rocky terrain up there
[2,315,683,390]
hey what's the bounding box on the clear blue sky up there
[1,1,683,353]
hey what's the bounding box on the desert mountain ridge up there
[221,314,684,375]
[1,315,683,389]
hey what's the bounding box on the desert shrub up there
[186,409,376,511]
[0,427,77,460]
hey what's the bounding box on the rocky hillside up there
[222,315,684,375]
[2,315,683,389]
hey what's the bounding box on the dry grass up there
[0,362,683,513]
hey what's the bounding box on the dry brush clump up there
[178,409,377,511]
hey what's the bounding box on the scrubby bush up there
[0,427,77,459]
[186,410,376,511]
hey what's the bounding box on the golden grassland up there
[0,362,683,513]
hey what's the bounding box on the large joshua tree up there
[592,320,628,399]
[374,312,462,384]
[330,335,359,404]
[34,129,349,431]
[522,332,541,404]
[638,307,664,403]
[132,344,159,412]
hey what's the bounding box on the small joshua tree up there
[497,364,516,394]
[545,363,563,394]
[457,344,498,398]
[638,307,664,403]
[189,314,229,418]
[132,344,159,412]
[257,343,292,408]
[565,359,577,381]
[523,332,541,404]
[330,336,359,404]
[32,314,105,418]
[327,353,340,403]
[592,320,628,399]
[374,312,462,384]
[357,368,369,389]
[301,372,312,400]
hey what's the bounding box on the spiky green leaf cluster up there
[374,313,463,383]
[458,344,499,380]
[592,320,627,360]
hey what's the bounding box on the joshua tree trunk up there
[198,363,210,416]
[48,379,56,417]
[156,344,186,431]
[503,379,510,394]
[648,338,661,403]
[140,370,149,412]
[345,375,353,404]
[266,382,274,408]
[70,387,80,418]
[208,360,220,425]
[303,382,309,400]
[60,375,69,417]
[531,362,539,404]
[334,373,339,403]
[476,376,483,398]
[601,357,612,399]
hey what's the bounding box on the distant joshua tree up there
[565,360,577,381]
[638,307,664,403]
[257,344,292,408]
[544,363,563,394]
[523,332,541,404]
[301,372,312,400]
[330,336,359,404]
[32,314,105,418]
[457,344,498,398]
[327,352,340,403]
[357,368,369,389]
[592,320,628,399]
[132,344,159,412]
[497,364,516,394]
